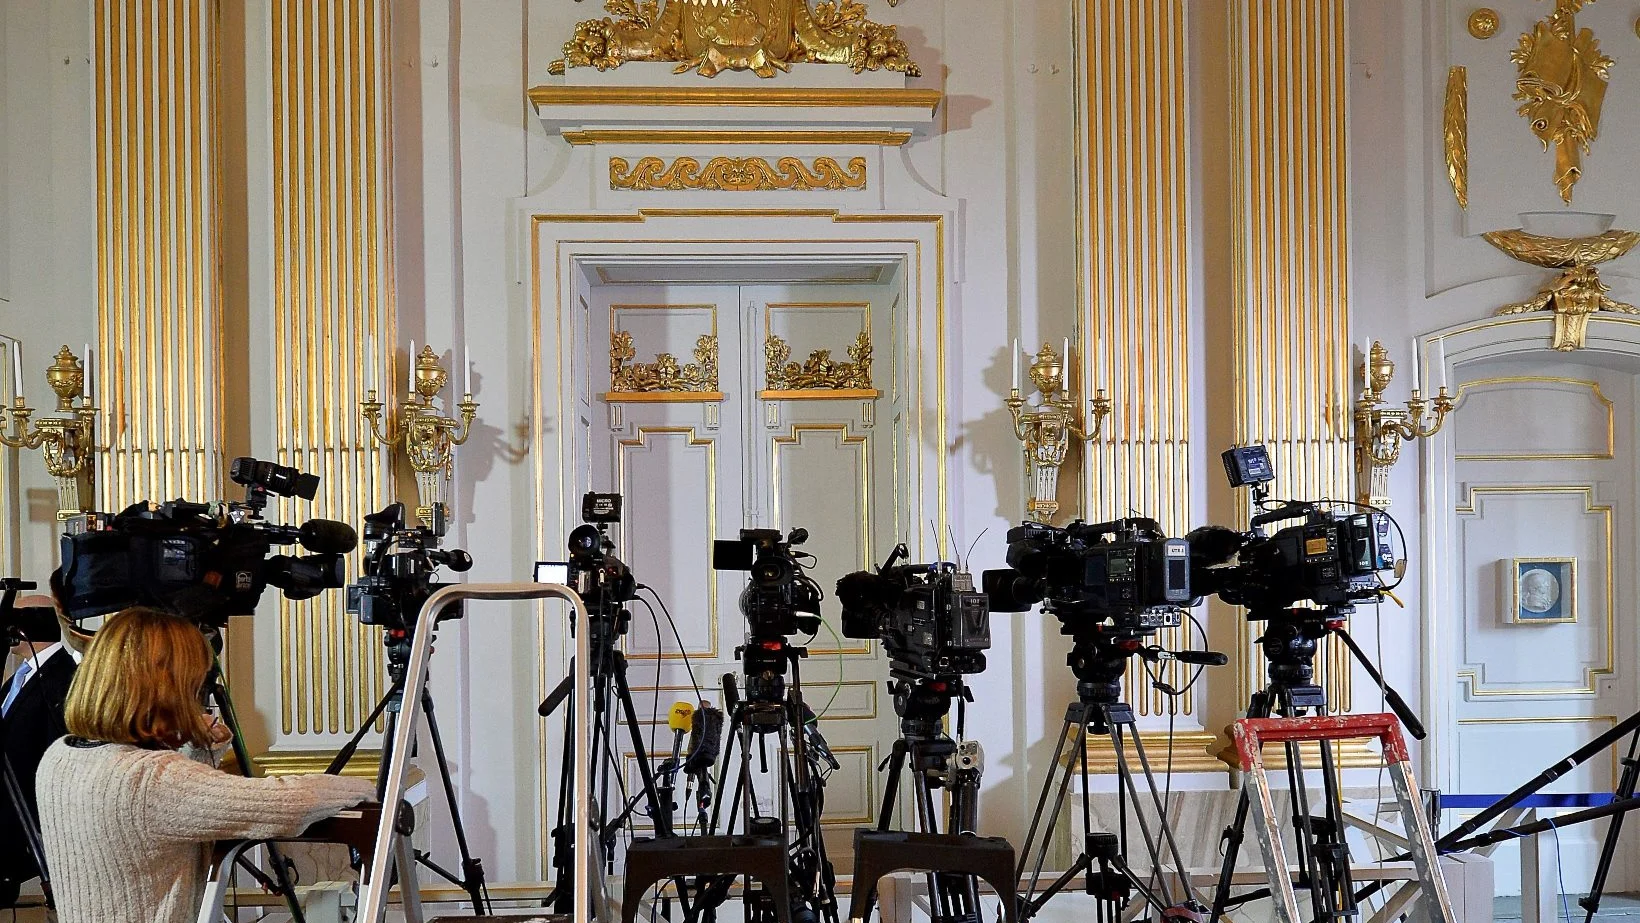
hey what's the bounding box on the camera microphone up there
[429,548,474,572]
[1172,649,1229,666]
[298,519,359,554]
[684,703,724,773]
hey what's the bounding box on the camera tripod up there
[538,599,673,914]
[1208,606,1426,923]
[1016,631,1219,923]
[686,641,839,923]
[328,629,491,913]
[861,675,985,923]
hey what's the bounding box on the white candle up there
[463,343,471,395]
[1410,342,1421,393]
[1062,337,1070,368]
[84,344,93,404]
[408,339,416,392]
[1094,330,1105,386]
[366,334,377,393]
[1011,338,1019,391]
[1361,338,1372,388]
[11,339,22,399]
[1436,337,1448,391]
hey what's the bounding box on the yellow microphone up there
[669,701,695,733]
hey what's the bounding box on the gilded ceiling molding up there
[1485,228,1640,350]
[1445,66,1469,209]
[1512,0,1613,203]
[93,0,223,509]
[271,0,395,738]
[610,155,867,191]
[550,0,919,78]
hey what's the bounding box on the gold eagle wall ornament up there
[1511,0,1613,204]
[551,0,920,79]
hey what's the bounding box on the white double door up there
[578,282,916,865]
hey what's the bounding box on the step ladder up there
[1232,713,1454,923]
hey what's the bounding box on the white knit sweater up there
[36,737,378,923]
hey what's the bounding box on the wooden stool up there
[847,830,1018,923]
[621,835,792,923]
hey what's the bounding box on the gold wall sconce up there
[1005,338,1112,524]
[360,342,478,524]
[1,343,99,520]
[1354,339,1454,508]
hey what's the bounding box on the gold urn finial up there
[46,345,86,412]
[413,345,449,401]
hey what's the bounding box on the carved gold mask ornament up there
[551,0,920,78]
[1485,227,1640,350]
[1511,0,1613,204]
[1004,339,1111,525]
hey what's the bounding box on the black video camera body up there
[983,518,1192,636]
[56,458,356,625]
[346,502,472,631]
[838,544,990,679]
[713,527,822,640]
[1189,445,1397,614]
[537,493,636,614]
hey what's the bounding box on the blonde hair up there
[64,608,215,749]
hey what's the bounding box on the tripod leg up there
[1116,723,1190,909]
[1211,692,1275,923]
[420,692,490,914]
[877,739,908,833]
[549,687,577,913]
[1314,735,1356,918]
[612,652,674,838]
[1020,717,1084,915]
[1580,728,1640,921]
[208,673,307,923]
[1017,713,1079,887]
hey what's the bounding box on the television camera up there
[712,527,823,705]
[838,543,990,681]
[346,501,472,632]
[55,457,356,625]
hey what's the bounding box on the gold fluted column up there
[94,0,223,506]
[1224,0,1356,726]
[1078,0,1218,770]
[271,0,395,736]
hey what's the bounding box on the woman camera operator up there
[34,607,377,923]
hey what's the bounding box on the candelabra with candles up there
[1354,339,1454,508]
[1,343,99,520]
[1005,337,1112,524]
[359,342,478,524]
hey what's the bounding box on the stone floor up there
[1495,892,1640,922]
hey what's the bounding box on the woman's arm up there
[141,752,378,843]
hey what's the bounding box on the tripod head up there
[890,675,968,742]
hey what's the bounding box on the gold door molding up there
[615,427,720,660]
[271,0,395,736]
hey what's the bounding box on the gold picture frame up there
[1508,556,1576,625]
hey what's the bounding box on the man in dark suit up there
[1,592,79,907]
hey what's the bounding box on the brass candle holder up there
[360,344,478,524]
[1,345,99,520]
[1354,340,1454,508]
[1005,340,1112,524]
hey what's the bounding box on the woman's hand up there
[205,714,233,748]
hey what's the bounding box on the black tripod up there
[867,675,984,923]
[1016,631,1217,923]
[328,630,490,914]
[1,753,50,908]
[691,641,839,923]
[1209,607,1425,923]
[539,599,673,914]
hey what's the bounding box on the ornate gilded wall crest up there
[610,155,867,191]
[765,331,873,390]
[611,331,721,392]
[1486,228,1640,350]
[551,0,920,79]
[1511,0,1613,203]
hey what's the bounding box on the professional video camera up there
[346,501,472,631]
[713,527,823,705]
[837,543,990,679]
[983,517,1191,631]
[0,578,57,648]
[535,492,635,613]
[1186,445,1397,616]
[54,457,356,624]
